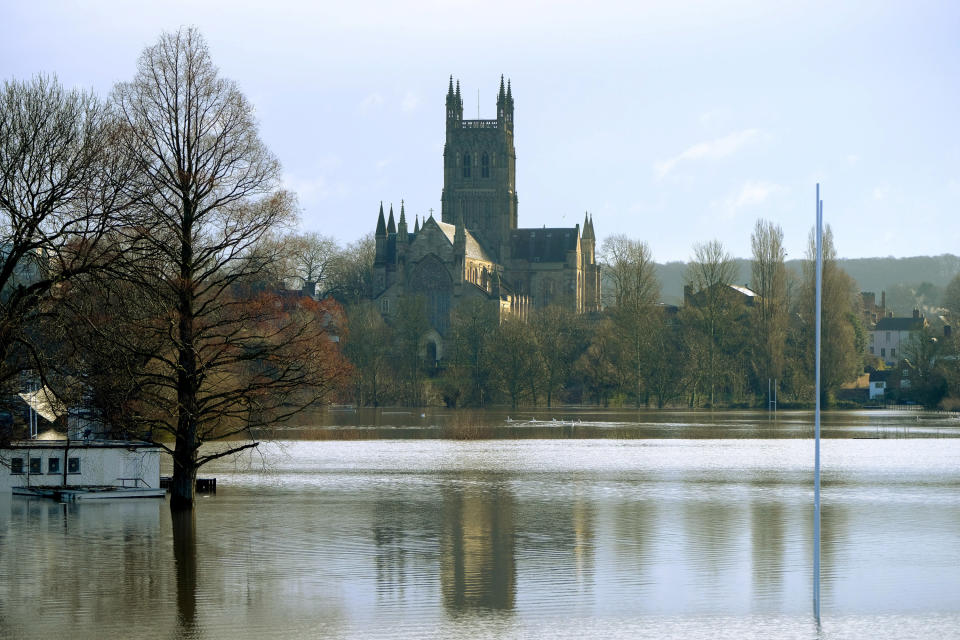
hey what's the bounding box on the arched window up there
[463,153,471,178]
[481,152,489,178]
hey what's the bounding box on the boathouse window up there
[48,458,60,474]
[29,457,41,474]
[10,458,23,474]
[67,457,80,474]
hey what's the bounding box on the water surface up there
[1,410,959,639]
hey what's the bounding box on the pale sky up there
[2,0,957,262]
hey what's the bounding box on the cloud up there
[283,173,330,201]
[873,185,890,201]
[713,180,783,218]
[698,108,729,128]
[655,128,763,179]
[359,92,384,112]
[401,90,420,112]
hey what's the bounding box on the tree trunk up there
[170,442,197,510]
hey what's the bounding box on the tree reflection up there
[172,507,200,639]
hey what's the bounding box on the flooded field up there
[1,409,959,639]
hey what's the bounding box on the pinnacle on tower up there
[582,211,590,235]
[387,204,396,234]
[375,202,386,236]
[398,200,408,242]
[506,79,512,104]
[414,215,420,234]
[498,75,506,103]
[448,75,454,97]
[455,79,462,108]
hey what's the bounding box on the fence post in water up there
[814,184,823,624]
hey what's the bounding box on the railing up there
[461,120,499,129]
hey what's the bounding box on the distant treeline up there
[655,254,960,314]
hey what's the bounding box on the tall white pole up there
[814,185,823,623]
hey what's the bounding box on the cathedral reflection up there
[440,480,516,612]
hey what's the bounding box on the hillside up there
[651,254,960,314]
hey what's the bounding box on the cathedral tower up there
[441,75,518,262]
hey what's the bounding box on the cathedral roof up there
[510,227,579,262]
[432,220,491,261]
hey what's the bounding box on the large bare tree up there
[0,75,133,394]
[109,28,348,508]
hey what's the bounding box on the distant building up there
[869,309,927,365]
[371,76,601,362]
[868,370,889,399]
[683,283,759,308]
[860,290,887,327]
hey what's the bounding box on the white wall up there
[0,443,161,490]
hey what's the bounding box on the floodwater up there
[2,409,960,639]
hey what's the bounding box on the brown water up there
[2,409,960,639]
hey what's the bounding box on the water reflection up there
[749,499,785,609]
[172,507,200,639]
[441,477,516,613]
[3,430,960,639]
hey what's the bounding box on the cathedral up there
[372,76,601,361]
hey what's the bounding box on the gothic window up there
[481,153,489,178]
[463,153,471,178]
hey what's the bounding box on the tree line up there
[335,220,960,411]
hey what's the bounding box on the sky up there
[1,0,958,262]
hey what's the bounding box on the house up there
[868,370,889,400]
[683,283,759,308]
[1,439,163,497]
[868,310,926,366]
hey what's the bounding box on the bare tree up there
[600,234,660,405]
[343,302,393,406]
[531,306,588,407]
[289,231,338,293]
[685,239,739,406]
[109,28,348,509]
[325,234,374,305]
[799,225,862,405]
[0,75,133,393]
[750,219,788,389]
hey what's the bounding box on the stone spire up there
[413,214,420,234]
[397,200,408,242]
[387,204,396,234]
[375,202,386,236]
[374,202,386,265]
